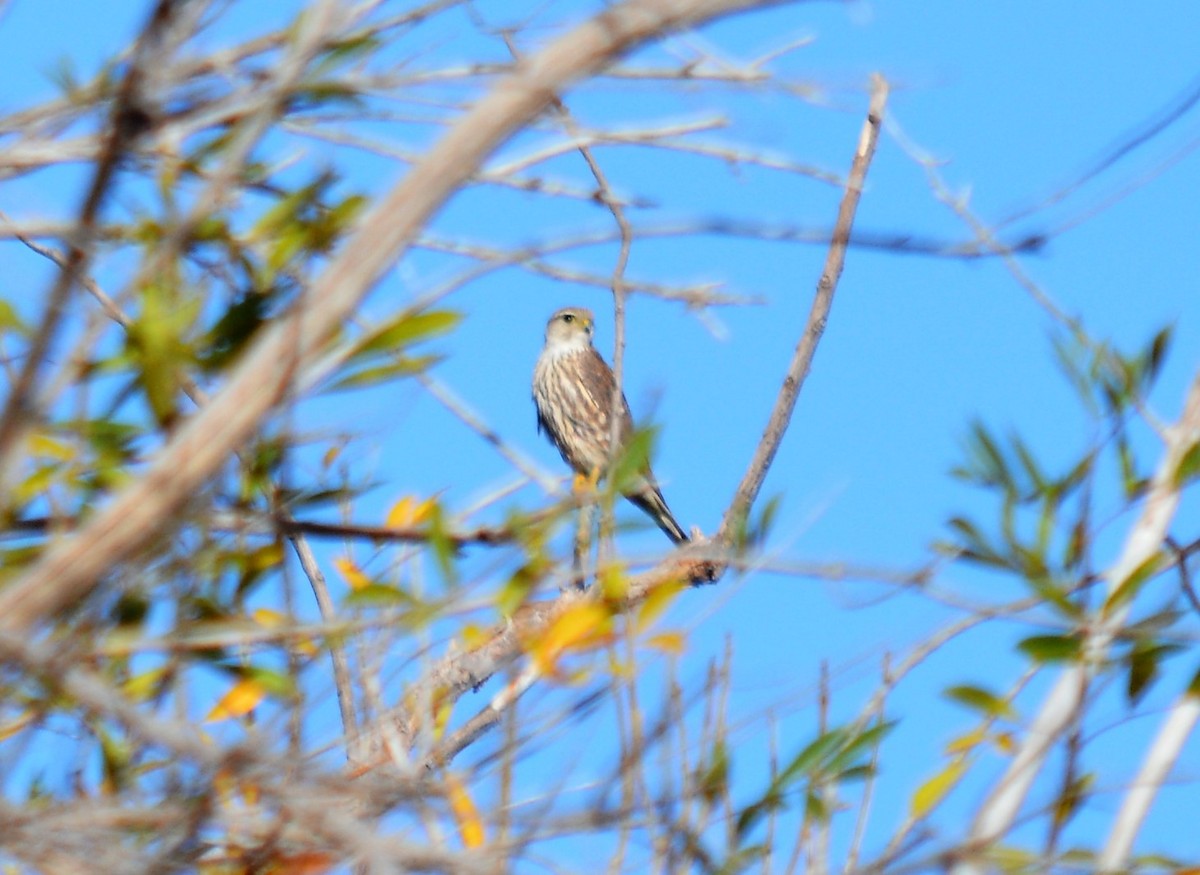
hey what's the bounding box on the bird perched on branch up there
[532,306,689,544]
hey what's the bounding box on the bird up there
[532,306,689,544]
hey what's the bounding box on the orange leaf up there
[206,678,267,722]
[445,773,485,849]
[333,555,370,591]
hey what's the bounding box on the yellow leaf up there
[945,726,988,755]
[14,464,59,503]
[460,623,489,650]
[910,756,968,819]
[445,773,485,849]
[249,542,284,571]
[598,562,628,600]
[530,603,612,674]
[433,689,453,740]
[645,631,687,655]
[333,555,370,590]
[29,431,75,461]
[322,443,342,469]
[252,608,317,657]
[636,579,686,631]
[206,678,267,722]
[122,666,168,701]
[386,495,433,528]
[252,608,286,628]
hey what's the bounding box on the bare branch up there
[0,0,789,634]
[718,74,889,541]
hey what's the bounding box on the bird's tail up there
[626,486,689,544]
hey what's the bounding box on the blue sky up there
[2,0,1199,867]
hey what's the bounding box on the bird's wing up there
[579,348,635,443]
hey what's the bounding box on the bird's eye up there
[563,314,574,323]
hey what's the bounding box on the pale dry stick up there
[642,137,843,185]
[1042,135,1200,241]
[1098,689,1200,871]
[762,713,779,875]
[957,372,1200,874]
[997,72,1200,232]
[718,74,889,543]
[416,372,560,493]
[0,0,789,634]
[885,115,1077,332]
[286,118,653,206]
[291,531,363,763]
[843,655,890,875]
[413,233,738,303]
[810,661,832,875]
[0,212,1007,262]
[486,116,728,177]
[424,660,542,769]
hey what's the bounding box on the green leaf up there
[1142,326,1172,388]
[243,666,296,698]
[1062,517,1087,570]
[1052,773,1094,830]
[1011,433,1046,495]
[1127,642,1159,705]
[1104,551,1164,614]
[1018,634,1082,663]
[825,721,895,773]
[198,290,271,371]
[0,299,28,335]
[775,727,850,787]
[696,741,730,804]
[1175,440,1200,488]
[350,310,462,359]
[944,684,1016,720]
[610,427,655,497]
[343,584,414,607]
[327,355,442,391]
[970,421,1015,493]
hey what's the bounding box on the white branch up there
[1098,690,1200,871]
[957,371,1200,871]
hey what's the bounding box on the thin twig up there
[719,74,889,541]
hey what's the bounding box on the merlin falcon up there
[532,307,689,544]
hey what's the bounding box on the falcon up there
[532,307,688,544]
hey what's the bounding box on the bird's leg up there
[570,469,601,589]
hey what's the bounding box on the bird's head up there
[543,307,595,351]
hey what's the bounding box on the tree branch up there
[0,0,790,634]
[718,74,889,541]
